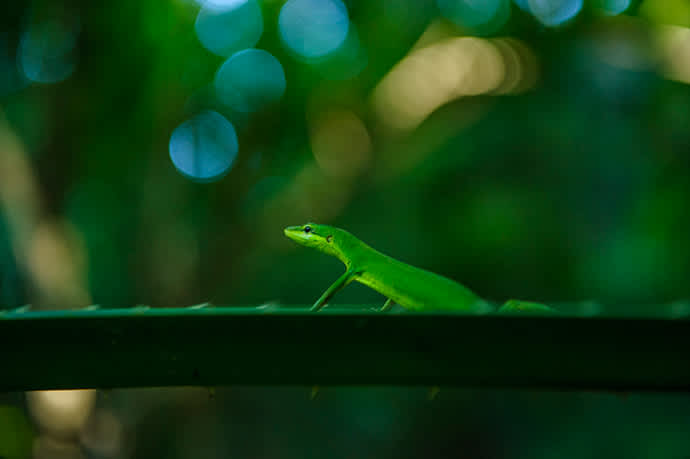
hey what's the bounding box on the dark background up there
[2,0,690,457]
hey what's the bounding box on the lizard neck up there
[331,230,381,271]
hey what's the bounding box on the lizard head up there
[284,223,348,260]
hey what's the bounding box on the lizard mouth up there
[284,226,307,244]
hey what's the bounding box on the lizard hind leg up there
[498,299,554,314]
[379,298,395,312]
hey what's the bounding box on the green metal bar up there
[1,306,690,392]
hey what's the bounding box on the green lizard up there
[284,223,554,313]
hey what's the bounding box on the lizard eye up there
[304,225,312,233]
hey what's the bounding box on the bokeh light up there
[576,26,653,104]
[79,409,122,457]
[214,48,286,113]
[591,0,632,15]
[26,220,91,307]
[491,37,539,93]
[194,0,248,10]
[527,0,583,26]
[309,109,371,178]
[657,25,690,85]
[18,19,78,84]
[589,20,652,73]
[32,436,83,459]
[0,119,91,310]
[437,0,511,34]
[278,0,350,59]
[27,390,96,437]
[373,37,511,131]
[194,0,263,57]
[310,25,368,80]
[513,0,530,12]
[169,110,238,182]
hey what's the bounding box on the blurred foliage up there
[3,0,690,457]
[4,0,690,309]
[0,403,33,459]
[4,387,690,459]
